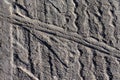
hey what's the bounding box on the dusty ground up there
[0,0,120,80]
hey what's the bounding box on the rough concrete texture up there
[0,0,120,80]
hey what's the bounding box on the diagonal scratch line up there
[31,31,68,68]
[48,0,61,13]
[17,66,39,80]
[0,12,120,59]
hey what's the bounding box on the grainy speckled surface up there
[0,0,120,80]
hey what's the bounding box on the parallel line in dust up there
[14,65,39,80]
[0,12,120,59]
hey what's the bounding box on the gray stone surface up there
[0,0,120,80]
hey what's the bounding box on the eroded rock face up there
[0,0,120,80]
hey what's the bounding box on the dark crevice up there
[97,5,103,16]
[48,55,53,77]
[92,50,98,79]
[14,53,29,66]
[26,28,35,74]
[44,0,47,23]
[31,33,68,68]
[48,0,61,13]
[77,45,83,56]
[84,0,89,5]
[73,0,78,7]
[100,22,106,40]
[104,57,113,80]
[12,2,32,19]
[92,50,97,70]
[73,0,80,34]
[90,36,100,41]
[0,40,1,48]
[79,59,85,80]
[78,48,85,80]
[38,74,41,80]
[66,17,69,23]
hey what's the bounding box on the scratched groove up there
[0,13,120,55]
